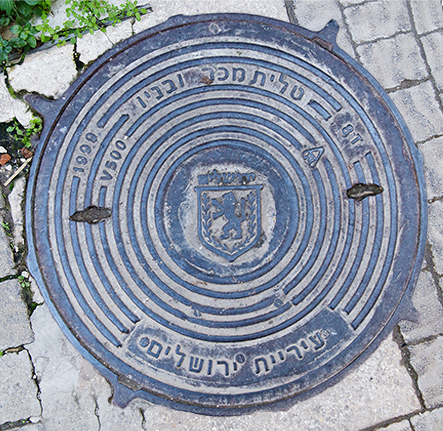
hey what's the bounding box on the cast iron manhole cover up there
[26,14,427,414]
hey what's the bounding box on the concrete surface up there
[1,0,443,430]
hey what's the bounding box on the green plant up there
[0,0,50,64]
[1,221,12,236]
[38,0,148,46]
[0,0,148,66]
[6,115,42,148]
[18,274,31,289]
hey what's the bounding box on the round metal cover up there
[26,14,427,415]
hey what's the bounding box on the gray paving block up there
[0,224,14,279]
[340,0,366,6]
[399,270,443,344]
[141,334,420,429]
[291,0,355,57]
[411,0,443,35]
[0,279,34,351]
[133,0,289,35]
[8,44,77,99]
[409,336,443,408]
[105,19,133,45]
[421,32,443,91]
[357,33,427,89]
[142,337,420,431]
[29,304,419,430]
[411,408,443,431]
[0,73,32,127]
[76,30,113,66]
[28,305,98,431]
[428,201,443,275]
[344,0,411,44]
[419,136,443,200]
[0,351,41,425]
[388,81,443,143]
[378,420,413,431]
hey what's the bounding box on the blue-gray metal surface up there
[25,15,427,415]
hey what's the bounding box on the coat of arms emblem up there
[195,170,263,261]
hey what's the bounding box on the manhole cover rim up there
[25,13,427,415]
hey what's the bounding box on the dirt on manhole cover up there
[26,14,427,415]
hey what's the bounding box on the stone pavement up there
[1,0,443,429]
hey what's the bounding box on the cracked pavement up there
[1,0,443,430]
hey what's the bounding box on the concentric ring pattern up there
[27,15,426,414]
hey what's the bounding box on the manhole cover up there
[26,14,426,414]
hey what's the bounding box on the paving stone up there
[14,425,45,431]
[133,0,289,34]
[409,336,443,408]
[0,280,34,351]
[291,0,355,57]
[428,201,443,275]
[388,81,443,143]
[419,136,443,200]
[377,420,413,431]
[9,176,26,249]
[27,303,161,430]
[28,304,99,431]
[357,33,428,89]
[0,74,32,127]
[141,337,419,431]
[410,0,443,35]
[76,30,113,66]
[421,31,443,91]
[29,276,44,305]
[411,408,443,431]
[27,302,419,430]
[76,18,133,65]
[7,44,77,99]
[340,0,366,6]
[105,19,134,45]
[91,370,147,431]
[344,0,411,44]
[0,350,41,425]
[399,270,443,344]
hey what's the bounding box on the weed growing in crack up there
[1,220,12,236]
[6,115,42,148]
[18,272,39,315]
[0,0,149,69]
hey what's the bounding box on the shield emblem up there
[195,184,263,261]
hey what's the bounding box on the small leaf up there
[10,38,26,48]
[27,35,36,48]
[10,25,21,35]
[16,2,32,17]
[6,126,14,132]
[0,0,13,14]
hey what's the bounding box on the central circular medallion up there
[26,14,426,415]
